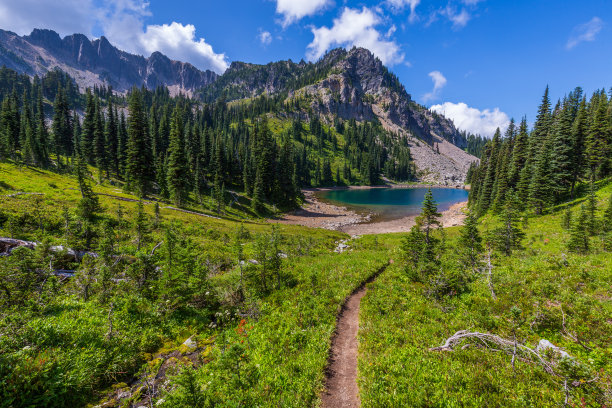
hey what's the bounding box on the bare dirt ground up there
[270,189,467,235]
[320,262,390,408]
[320,285,366,408]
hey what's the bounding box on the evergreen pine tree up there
[252,168,265,214]
[457,211,483,272]
[81,90,95,163]
[125,88,153,197]
[585,91,609,178]
[93,97,106,181]
[549,98,574,201]
[569,98,588,196]
[34,89,50,167]
[75,156,101,222]
[104,98,119,177]
[508,117,529,190]
[586,181,598,236]
[528,137,553,214]
[568,204,590,253]
[166,107,190,206]
[490,191,525,256]
[562,207,572,230]
[476,128,501,214]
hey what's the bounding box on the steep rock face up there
[0,29,218,94]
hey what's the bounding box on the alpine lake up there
[315,187,469,222]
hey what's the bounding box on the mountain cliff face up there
[0,29,218,94]
[202,47,477,183]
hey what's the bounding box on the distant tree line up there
[469,86,611,216]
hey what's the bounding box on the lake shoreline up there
[269,187,468,235]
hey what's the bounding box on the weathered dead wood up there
[2,192,44,198]
[0,237,98,260]
[150,241,164,256]
[430,330,555,373]
[485,246,497,300]
[560,305,592,351]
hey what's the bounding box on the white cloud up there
[430,102,510,137]
[275,0,331,27]
[441,6,471,29]
[259,30,272,46]
[386,0,420,23]
[306,7,404,66]
[566,17,603,50]
[423,70,447,102]
[98,1,229,73]
[0,0,97,36]
[0,0,229,74]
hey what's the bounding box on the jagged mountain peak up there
[0,28,218,95]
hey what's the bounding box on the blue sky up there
[1,0,610,136]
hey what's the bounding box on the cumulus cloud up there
[423,71,447,102]
[386,0,421,23]
[98,1,229,73]
[566,17,603,50]
[0,0,229,74]
[306,7,404,66]
[275,0,331,27]
[259,30,272,46]
[430,102,510,137]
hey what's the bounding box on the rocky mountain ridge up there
[0,28,218,95]
[208,47,477,183]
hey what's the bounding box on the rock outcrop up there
[0,28,218,95]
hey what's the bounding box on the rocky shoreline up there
[269,188,468,235]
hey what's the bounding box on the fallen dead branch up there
[0,237,97,260]
[2,192,44,198]
[431,330,558,374]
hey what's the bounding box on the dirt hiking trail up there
[321,262,390,408]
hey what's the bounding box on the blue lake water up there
[316,187,469,221]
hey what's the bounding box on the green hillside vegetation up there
[360,181,612,407]
[1,61,611,408]
[1,158,610,407]
[0,63,418,218]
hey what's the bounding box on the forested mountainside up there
[0,29,478,184]
[0,64,421,212]
[0,46,479,215]
[201,47,476,183]
[0,29,218,94]
[468,86,612,216]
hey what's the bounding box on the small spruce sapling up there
[567,204,590,254]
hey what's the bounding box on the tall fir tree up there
[125,88,153,197]
[166,106,190,206]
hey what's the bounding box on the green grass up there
[359,183,612,407]
[1,161,610,407]
[162,246,389,407]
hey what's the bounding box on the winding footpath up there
[321,262,391,408]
